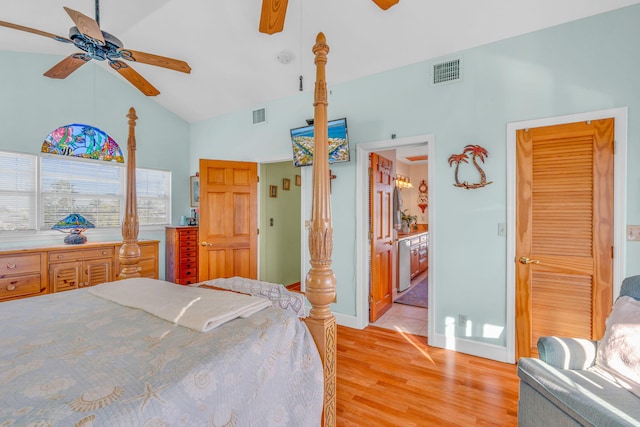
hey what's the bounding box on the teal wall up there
[0,51,192,277]
[259,161,302,286]
[190,5,640,349]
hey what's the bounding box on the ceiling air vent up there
[432,58,462,85]
[252,107,266,125]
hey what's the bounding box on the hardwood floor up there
[336,325,519,426]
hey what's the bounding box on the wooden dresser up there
[0,240,159,302]
[165,226,199,285]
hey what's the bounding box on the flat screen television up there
[290,118,350,167]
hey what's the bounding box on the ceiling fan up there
[259,0,399,34]
[0,0,191,96]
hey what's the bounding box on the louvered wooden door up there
[515,119,614,358]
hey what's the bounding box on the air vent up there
[432,58,462,85]
[252,107,266,125]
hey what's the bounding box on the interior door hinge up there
[257,176,260,182]
[368,167,373,176]
[257,228,260,235]
[368,230,373,240]
[368,294,373,304]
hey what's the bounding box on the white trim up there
[355,135,435,337]
[505,107,627,363]
[429,333,511,362]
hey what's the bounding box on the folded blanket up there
[89,278,271,332]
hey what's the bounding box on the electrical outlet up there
[498,223,506,237]
[627,225,640,241]
[458,314,467,327]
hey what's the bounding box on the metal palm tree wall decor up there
[448,144,493,190]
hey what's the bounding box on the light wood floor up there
[336,324,519,426]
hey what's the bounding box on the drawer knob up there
[6,263,16,269]
[6,284,16,291]
[57,255,64,259]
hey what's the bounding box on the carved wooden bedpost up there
[304,32,337,427]
[119,107,141,279]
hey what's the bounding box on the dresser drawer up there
[50,247,114,262]
[0,253,41,276]
[176,277,197,286]
[179,267,197,280]
[179,230,198,242]
[0,274,42,299]
[179,245,198,256]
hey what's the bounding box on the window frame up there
[0,150,171,239]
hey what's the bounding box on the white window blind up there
[0,151,171,233]
[136,168,171,225]
[0,152,37,231]
[41,156,123,229]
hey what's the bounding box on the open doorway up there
[370,146,429,336]
[258,160,302,287]
[355,134,435,341]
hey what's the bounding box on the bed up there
[0,33,337,426]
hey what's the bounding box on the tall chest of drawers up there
[165,226,199,285]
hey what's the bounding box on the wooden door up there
[198,159,258,281]
[515,119,614,358]
[369,153,395,322]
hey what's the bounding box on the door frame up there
[355,134,435,334]
[506,107,627,363]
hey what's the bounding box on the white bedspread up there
[89,278,271,332]
[0,285,323,426]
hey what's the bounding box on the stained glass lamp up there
[52,214,96,244]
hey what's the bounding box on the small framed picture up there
[283,178,291,191]
[269,185,278,198]
[190,176,200,207]
[295,175,301,186]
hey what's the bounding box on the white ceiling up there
[1,0,639,123]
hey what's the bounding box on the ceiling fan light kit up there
[0,0,191,96]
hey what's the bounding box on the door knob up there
[201,241,213,247]
[385,240,393,245]
[519,256,540,265]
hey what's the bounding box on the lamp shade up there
[51,214,96,231]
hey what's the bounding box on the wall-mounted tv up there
[290,118,350,167]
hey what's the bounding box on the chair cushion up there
[595,296,640,398]
[620,275,640,300]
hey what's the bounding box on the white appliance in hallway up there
[398,239,411,292]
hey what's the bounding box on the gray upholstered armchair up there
[517,275,640,427]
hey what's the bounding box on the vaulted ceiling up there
[1,0,639,123]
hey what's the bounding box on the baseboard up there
[429,332,513,363]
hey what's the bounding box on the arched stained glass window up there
[41,124,124,163]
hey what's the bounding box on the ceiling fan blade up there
[63,6,105,45]
[118,49,191,74]
[109,60,160,96]
[44,54,91,79]
[371,0,399,10]
[0,20,72,43]
[259,0,289,35]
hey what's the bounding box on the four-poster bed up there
[0,33,336,427]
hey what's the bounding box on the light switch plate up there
[627,225,640,241]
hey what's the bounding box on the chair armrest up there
[537,336,598,370]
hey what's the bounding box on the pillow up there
[197,277,305,317]
[595,296,640,397]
